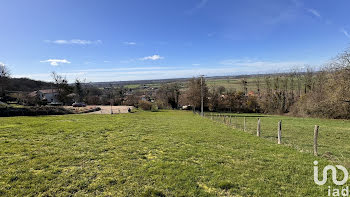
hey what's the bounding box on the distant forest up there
[6,78,53,92]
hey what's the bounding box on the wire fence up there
[192,110,350,165]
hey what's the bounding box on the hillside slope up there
[5,77,53,92]
[0,111,331,196]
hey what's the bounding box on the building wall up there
[44,93,59,103]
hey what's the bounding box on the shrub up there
[138,100,152,110]
[0,106,74,117]
[151,104,159,112]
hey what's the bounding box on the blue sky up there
[1,0,350,82]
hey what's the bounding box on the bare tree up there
[0,64,11,98]
[304,67,313,94]
[296,72,302,98]
[255,77,261,98]
[186,77,208,111]
[208,88,219,111]
[264,76,272,95]
[51,72,72,104]
[0,63,10,78]
[241,78,248,95]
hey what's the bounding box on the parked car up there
[72,102,86,107]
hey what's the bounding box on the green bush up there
[138,100,152,110]
[151,104,159,112]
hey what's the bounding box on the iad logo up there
[314,161,348,186]
[314,161,350,196]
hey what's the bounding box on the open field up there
[120,75,293,93]
[0,111,340,196]
[206,77,260,92]
[120,77,261,92]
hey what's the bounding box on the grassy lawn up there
[0,111,338,196]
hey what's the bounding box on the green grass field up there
[121,77,260,92]
[206,77,260,92]
[0,111,344,196]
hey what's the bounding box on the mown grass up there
[0,111,340,196]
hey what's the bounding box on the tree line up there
[156,47,350,119]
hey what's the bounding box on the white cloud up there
[306,8,321,18]
[341,28,350,39]
[123,42,137,45]
[140,54,164,61]
[40,59,71,66]
[45,39,102,45]
[192,63,201,66]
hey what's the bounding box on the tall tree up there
[74,79,85,102]
[241,78,248,95]
[157,83,181,109]
[255,77,261,98]
[51,72,72,104]
[186,77,208,110]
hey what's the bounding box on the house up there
[29,89,61,105]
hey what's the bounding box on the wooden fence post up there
[278,120,282,144]
[234,116,236,128]
[314,125,319,156]
[257,118,261,137]
[243,117,246,132]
